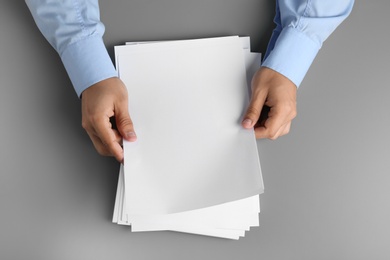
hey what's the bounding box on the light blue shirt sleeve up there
[25,0,118,97]
[26,0,354,96]
[262,0,354,87]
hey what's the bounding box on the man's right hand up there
[81,77,137,162]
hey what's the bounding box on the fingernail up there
[125,132,137,141]
[242,119,252,128]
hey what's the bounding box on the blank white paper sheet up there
[113,36,264,239]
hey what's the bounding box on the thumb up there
[115,102,137,142]
[242,90,267,129]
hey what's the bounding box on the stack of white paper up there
[112,36,264,239]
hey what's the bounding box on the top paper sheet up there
[116,36,263,215]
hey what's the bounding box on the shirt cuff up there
[261,27,320,87]
[61,35,118,97]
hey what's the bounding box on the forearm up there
[25,0,117,97]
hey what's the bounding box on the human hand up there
[242,67,297,140]
[81,77,137,162]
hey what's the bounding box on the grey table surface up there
[1,1,390,259]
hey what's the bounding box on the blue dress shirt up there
[25,0,354,97]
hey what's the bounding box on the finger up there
[242,89,267,129]
[254,105,271,128]
[93,117,124,161]
[112,129,123,144]
[256,121,291,139]
[280,122,291,137]
[254,105,290,139]
[86,128,123,158]
[115,101,137,142]
[86,131,112,157]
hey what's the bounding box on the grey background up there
[1,1,389,259]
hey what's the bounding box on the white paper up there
[116,36,263,215]
[113,36,263,239]
[113,165,259,239]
